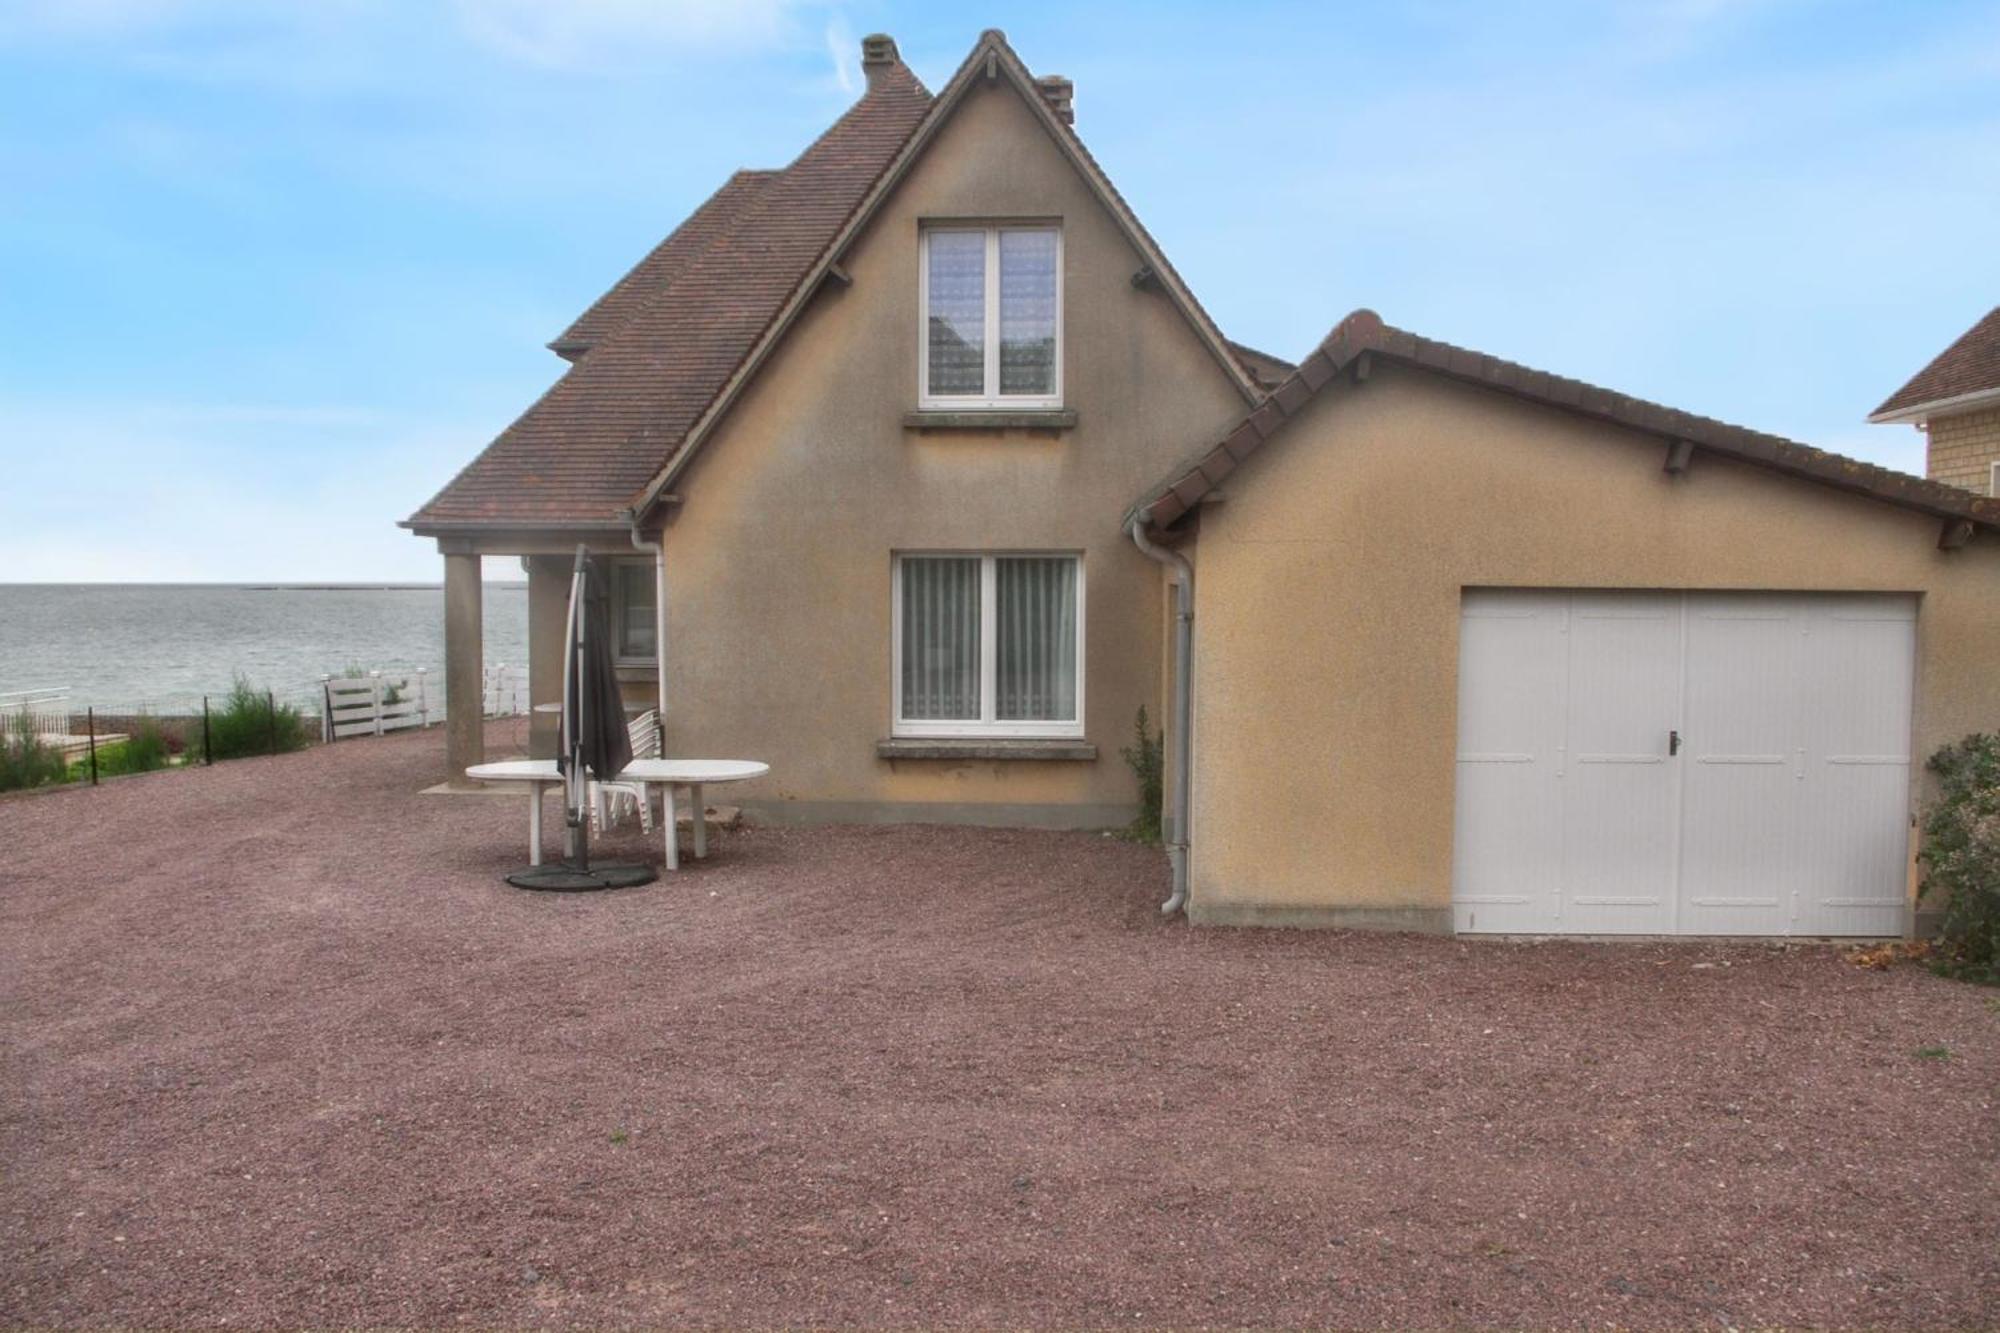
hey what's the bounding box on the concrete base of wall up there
[1187,900,1455,934]
[738,799,1137,831]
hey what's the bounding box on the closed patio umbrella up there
[506,548,655,891]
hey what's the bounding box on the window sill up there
[877,737,1097,762]
[902,409,1077,434]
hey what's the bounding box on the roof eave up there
[1867,383,2000,426]
[1133,309,2000,536]
[401,516,634,537]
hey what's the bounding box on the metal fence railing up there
[1,664,533,790]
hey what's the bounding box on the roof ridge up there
[1133,308,2000,534]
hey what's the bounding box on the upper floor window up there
[920,225,1062,409]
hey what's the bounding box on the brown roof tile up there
[407,62,933,531]
[1872,305,2000,420]
[1134,309,2000,535]
[548,169,777,360]
[1225,339,1294,391]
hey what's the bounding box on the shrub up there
[1919,733,2000,984]
[0,713,69,792]
[205,675,311,760]
[69,716,173,781]
[1120,705,1165,845]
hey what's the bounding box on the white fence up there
[319,664,529,741]
[0,687,71,740]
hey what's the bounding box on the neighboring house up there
[1870,305,2000,496]
[408,29,2000,938]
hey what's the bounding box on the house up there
[1870,305,2000,496]
[408,30,2000,937]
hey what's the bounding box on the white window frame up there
[609,558,657,667]
[917,225,1064,411]
[1990,459,1999,497]
[891,552,1085,739]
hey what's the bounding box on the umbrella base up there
[506,862,657,892]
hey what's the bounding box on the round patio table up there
[464,759,560,865]
[618,759,770,870]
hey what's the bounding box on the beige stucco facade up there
[603,76,1247,825]
[1185,362,2000,929]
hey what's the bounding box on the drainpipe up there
[1127,517,1193,916]
[626,520,667,730]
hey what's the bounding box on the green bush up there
[1120,705,1165,845]
[204,676,311,760]
[68,716,173,781]
[1919,733,2000,984]
[0,713,69,792]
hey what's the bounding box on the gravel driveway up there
[3,724,1996,1328]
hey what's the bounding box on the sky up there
[1,0,1996,583]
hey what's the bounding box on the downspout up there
[1127,517,1193,916]
[626,519,667,729]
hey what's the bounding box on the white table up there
[465,757,768,871]
[619,759,770,870]
[464,759,561,866]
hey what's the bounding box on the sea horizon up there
[1,582,530,713]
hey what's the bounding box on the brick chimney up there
[861,33,899,89]
[1035,75,1074,126]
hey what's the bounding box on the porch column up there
[442,544,484,784]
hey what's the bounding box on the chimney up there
[861,33,899,89]
[1035,75,1074,126]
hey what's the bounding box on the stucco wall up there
[649,77,1246,824]
[1927,406,2000,495]
[1187,363,2000,928]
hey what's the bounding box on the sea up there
[0,583,530,715]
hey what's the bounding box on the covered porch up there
[430,526,667,786]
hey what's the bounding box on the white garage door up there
[1452,590,1916,936]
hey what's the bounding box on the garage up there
[1452,589,1917,936]
[1133,311,1999,933]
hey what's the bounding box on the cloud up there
[823,11,856,94]
[450,0,806,70]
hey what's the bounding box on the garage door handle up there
[1669,729,1681,757]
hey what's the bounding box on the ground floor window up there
[893,553,1082,737]
[610,560,657,664]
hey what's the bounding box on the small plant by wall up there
[1120,705,1164,845]
[1920,733,2000,984]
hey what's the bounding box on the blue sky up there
[1,0,1995,582]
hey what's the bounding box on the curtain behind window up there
[998,230,1057,396]
[996,556,1077,721]
[926,232,985,396]
[901,557,981,719]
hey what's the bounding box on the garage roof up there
[1132,309,2000,538]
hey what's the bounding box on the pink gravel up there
[2,722,1997,1328]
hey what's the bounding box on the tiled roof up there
[548,169,777,361]
[407,61,933,530]
[1226,339,1294,391]
[1133,309,2000,535]
[1872,305,2000,421]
